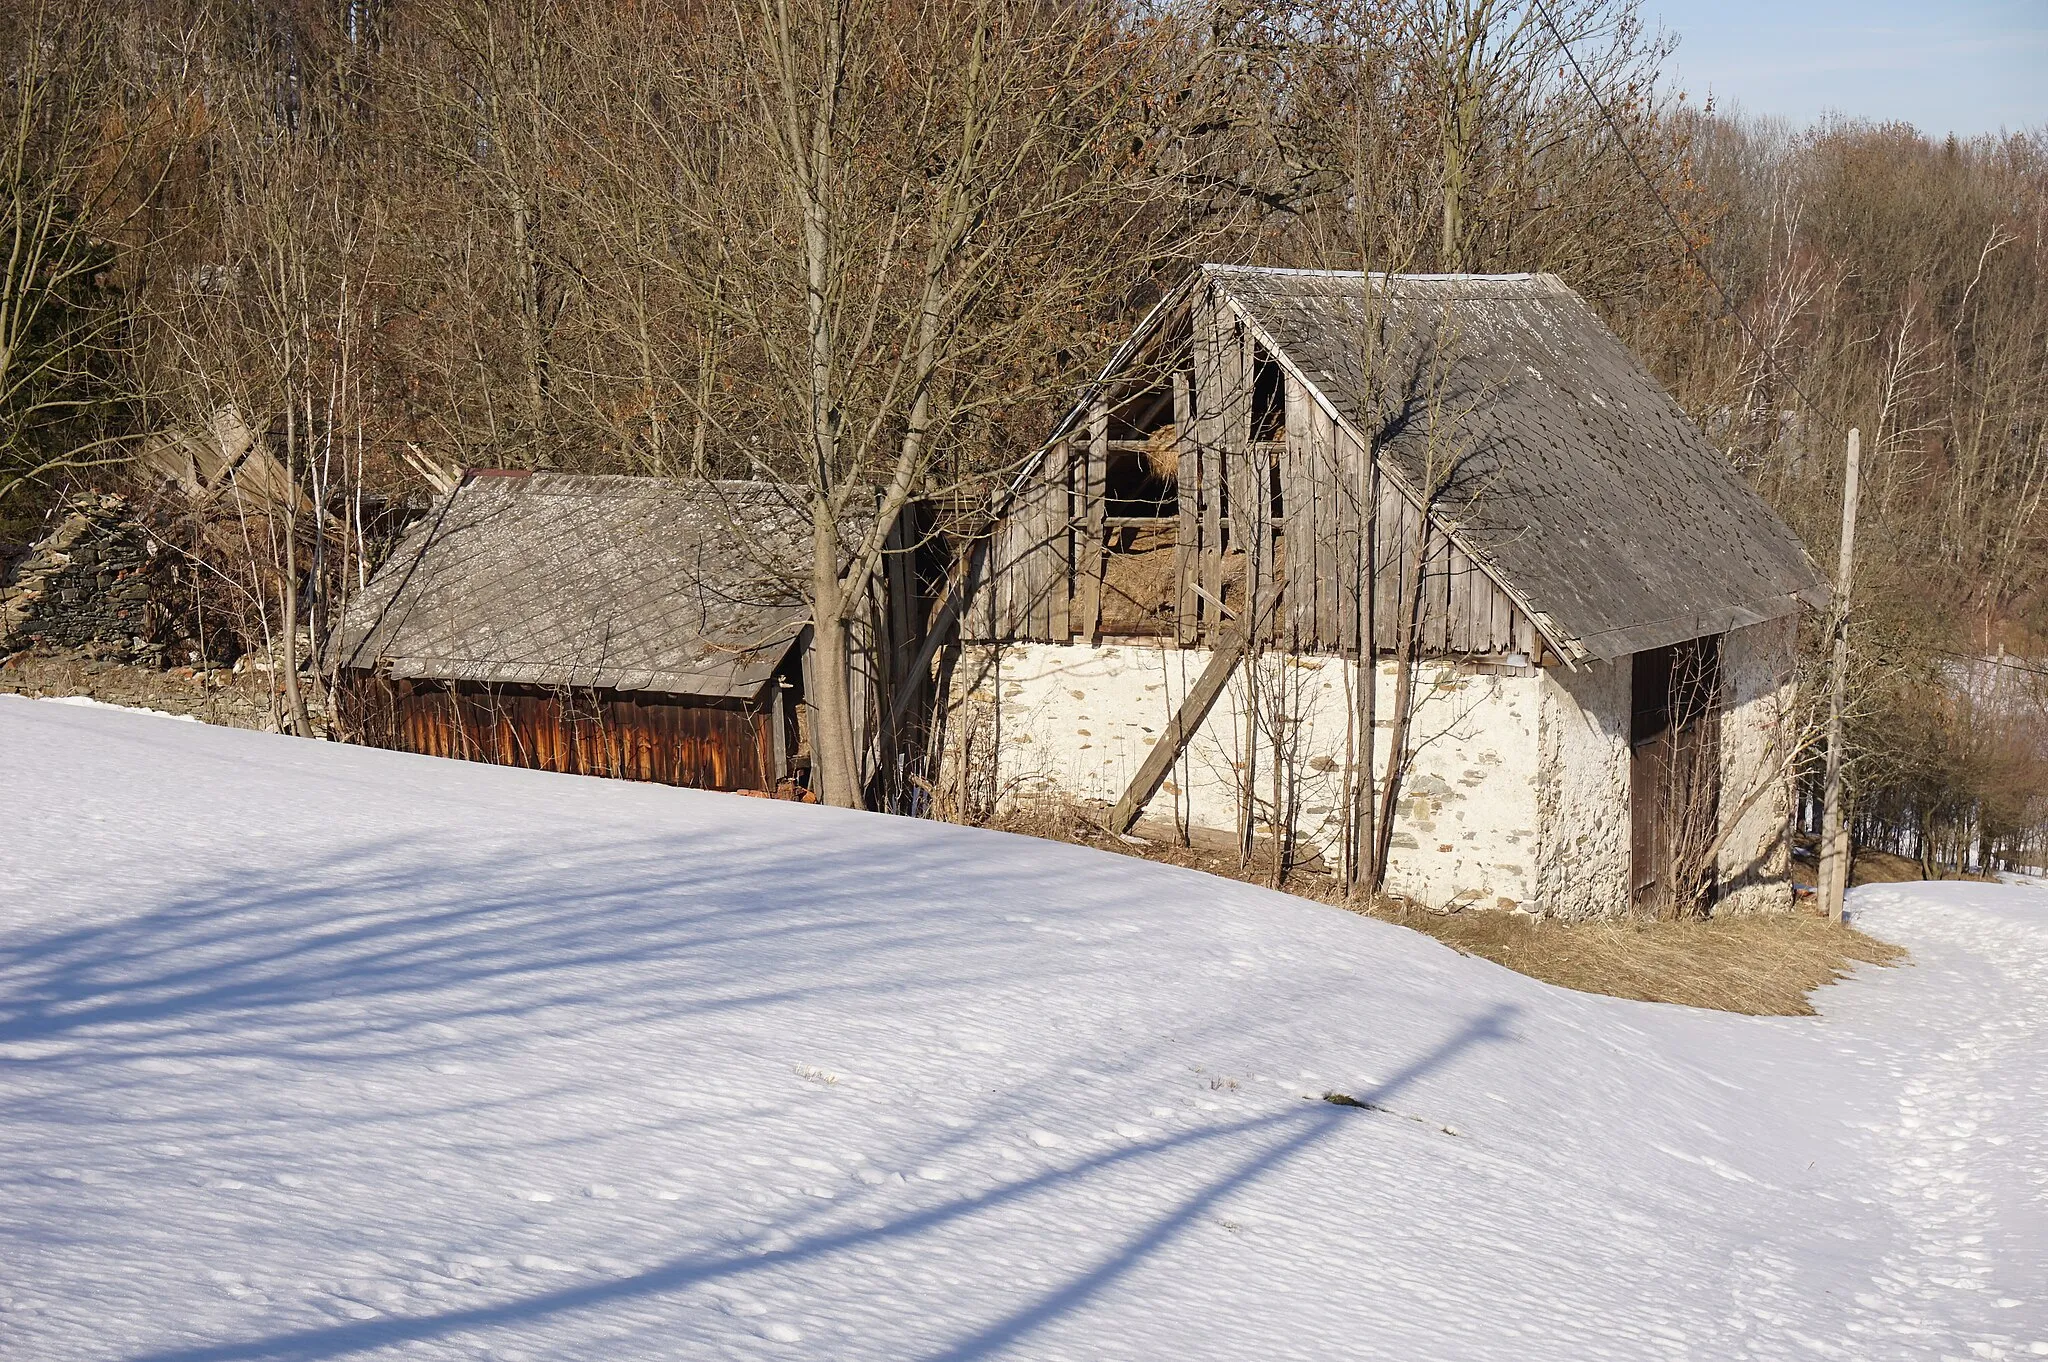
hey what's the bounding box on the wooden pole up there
[1819,427,1861,923]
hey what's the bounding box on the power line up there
[1916,643,2048,681]
[1524,0,1849,437]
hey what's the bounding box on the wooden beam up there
[1280,373,1309,650]
[1194,295,1225,644]
[1082,400,1108,642]
[1173,367,1197,646]
[1105,585,1278,836]
[1048,439,1072,641]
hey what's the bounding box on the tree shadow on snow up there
[112,1005,1516,1362]
[0,799,1517,1360]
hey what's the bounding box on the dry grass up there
[1354,899,1905,1016]
[1849,847,1989,886]
[988,795,1907,1017]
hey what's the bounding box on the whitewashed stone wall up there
[944,643,1544,910]
[944,627,1800,919]
[1715,617,1799,914]
[1532,657,1633,920]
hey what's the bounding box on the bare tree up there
[0,0,170,521]
[564,0,1213,806]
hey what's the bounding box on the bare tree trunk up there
[1351,457,1380,899]
[809,505,864,807]
[1372,518,1432,893]
[279,400,310,737]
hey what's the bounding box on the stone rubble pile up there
[0,494,194,666]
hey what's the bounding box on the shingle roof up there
[333,473,829,699]
[1193,267,1824,661]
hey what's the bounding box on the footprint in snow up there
[1027,1130,1063,1148]
[519,1190,555,1202]
[584,1184,618,1199]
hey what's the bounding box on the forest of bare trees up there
[3,0,2043,866]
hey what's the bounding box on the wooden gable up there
[984,278,1546,661]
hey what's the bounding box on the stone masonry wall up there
[0,495,192,665]
[943,642,1546,912]
[1715,617,1799,915]
[1532,656,1634,921]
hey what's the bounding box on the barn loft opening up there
[1102,373,1181,525]
[1251,352,1285,443]
[1106,445,1176,520]
[1098,374,1182,638]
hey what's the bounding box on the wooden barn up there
[332,471,924,797]
[945,267,1826,918]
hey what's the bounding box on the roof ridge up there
[1201,264,1556,285]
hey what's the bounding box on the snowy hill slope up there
[1,694,2042,1361]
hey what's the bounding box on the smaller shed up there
[332,471,918,795]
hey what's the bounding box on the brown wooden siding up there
[339,675,784,792]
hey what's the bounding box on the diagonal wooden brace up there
[1105,585,1278,837]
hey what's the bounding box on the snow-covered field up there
[1,695,2043,1361]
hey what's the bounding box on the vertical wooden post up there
[1082,400,1108,643]
[1048,438,1072,641]
[1194,297,1225,644]
[1173,367,1197,645]
[1819,427,1862,923]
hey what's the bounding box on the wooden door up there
[1630,639,1723,917]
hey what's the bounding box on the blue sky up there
[1642,0,2046,136]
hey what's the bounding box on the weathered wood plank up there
[1173,367,1197,646]
[1448,545,1474,653]
[1082,402,1108,643]
[1321,406,1347,653]
[1333,418,1360,656]
[1195,294,1225,643]
[1281,374,1310,649]
[1422,523,1451,653]
[1019,480,1043,640]
[1218,315,1250,624]
[1374,477,1410,650]
[1032,470,1059,641]
[1048,439,1072,641]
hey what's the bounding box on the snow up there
[37,694,201,721]
[1,692,2043,1361]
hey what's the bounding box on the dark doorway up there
[1630,637,1723,917]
